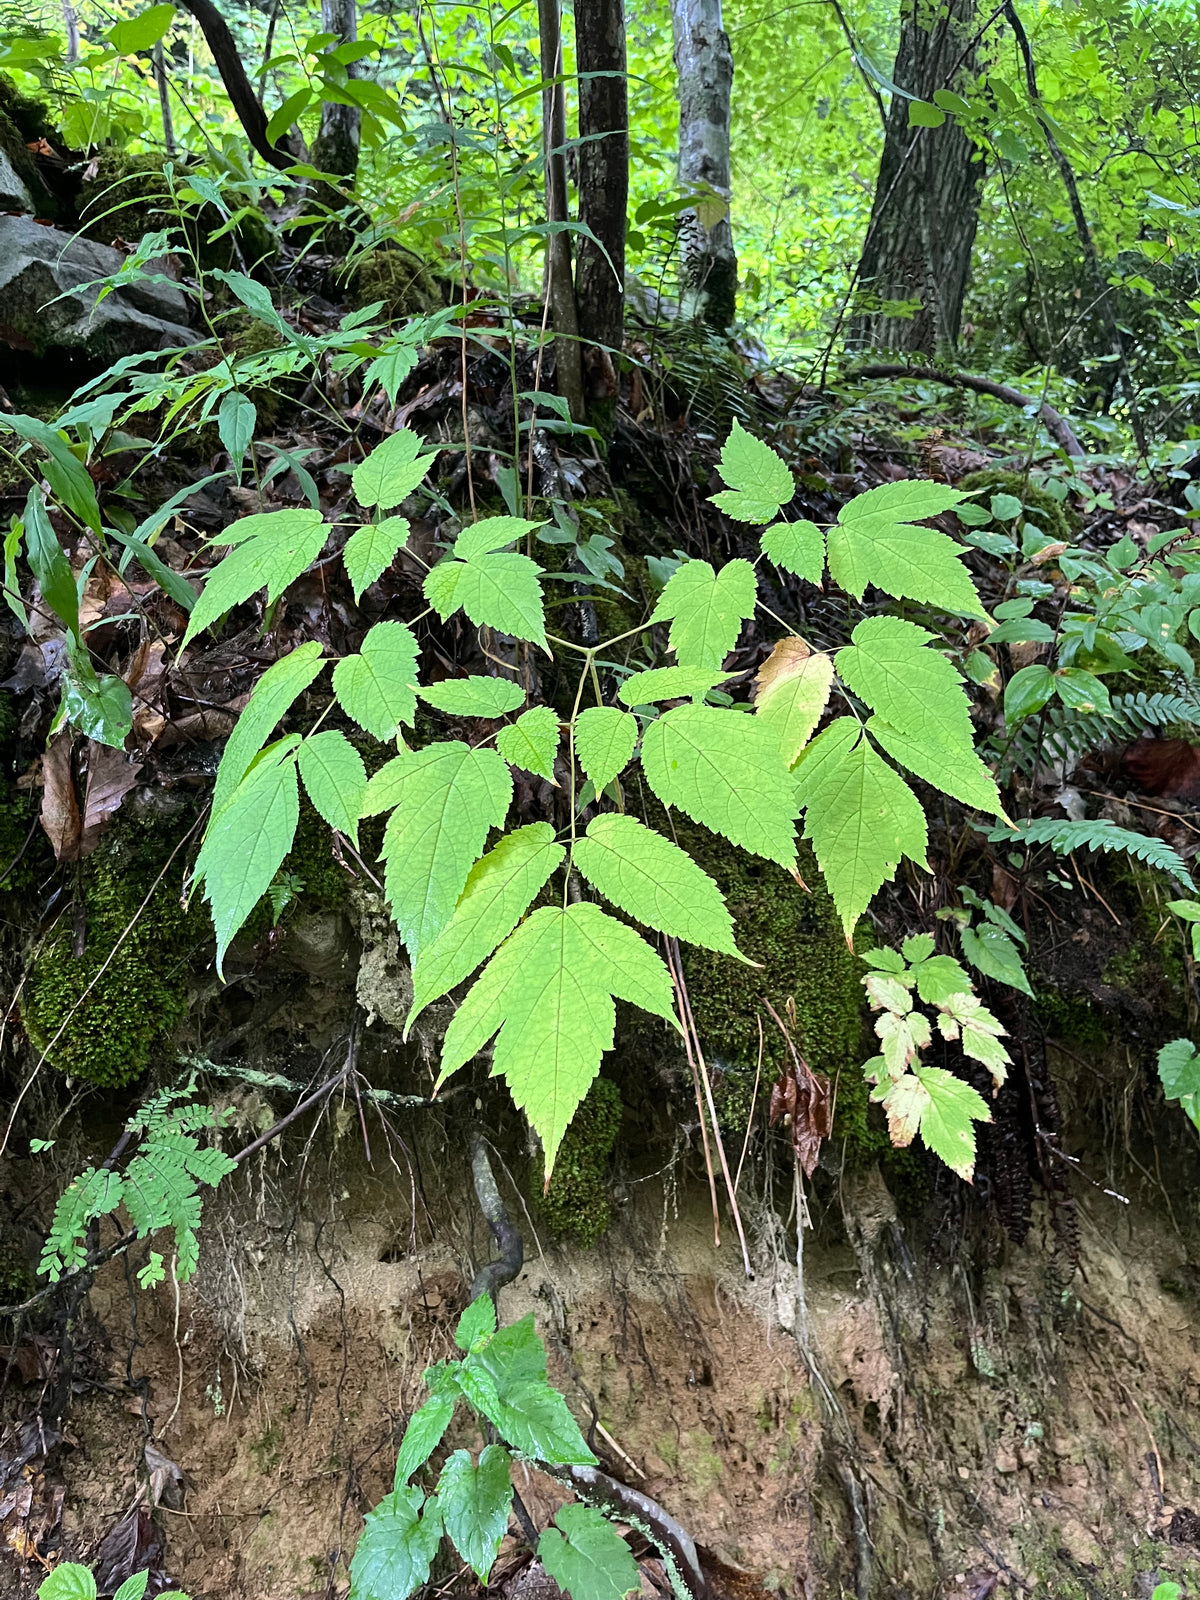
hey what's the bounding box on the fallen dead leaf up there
[39,733,81,862]
[78,743,143,857]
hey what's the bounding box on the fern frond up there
[989,817,1192,886]
[999,689,1200,777]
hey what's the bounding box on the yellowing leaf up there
[437,903,677,1175]
[794,718,928,935]
[913,1065,990,1182]
[650,557,757,668]
[377,741,513,954]
[641,702,799,869]
[754,639,834,766]
[408,823,565,1028]
[574,706,637,791]
[574,813,744,956]
[709,420,795,523]
[496,706,560,781]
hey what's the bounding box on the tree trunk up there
[537,0,586,424]
[670,0,736,330]
[311,0,363,184]
[176,0,294,172]
[575,0,629,420]
[850,0,985,356]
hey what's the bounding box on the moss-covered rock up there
[346,245,446,320]
[23,828,203,1088]
[956,468,1080,545]
[532,1075,623,1246]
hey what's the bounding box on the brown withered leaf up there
[1121,735,1200,804]
[40,732,81,861]
[753,635,811,694]
[78,743,143,857]
[125,639,169,745]
[753,637,834,770]
[768,1055,832,1177]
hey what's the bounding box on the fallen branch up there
[851,363,1085,457]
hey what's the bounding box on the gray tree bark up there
[849,0,985,356]
[311,0,363,184]
[575,0,629,377]
[670,0,736,330]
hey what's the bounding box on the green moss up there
[24,829,202,1088]
[283,801,351,912]
[347,245,446,319]
[956,468,1080,545]
[532,1076,622,1246]
[1033,983,1106,1049]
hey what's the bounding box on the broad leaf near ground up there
[437,903,677,1175]
[408,823,565,1028]
[35,1564,97,1600]
[825,482,982,617]
[1158,1038,1200,1132]
[754,639,834,767]
[182,509,329,650]
[496,706,560,781]
[344,517,411,601]
[333,620,419,740]
[641,702,799,869]
[617,665,729,706]
[709,419,794,523]
[650,557,757,668]
[193,738,300,973]
[438,1447,513,1582]
[351,428,435,511]
[538,1504,641,1600]
[376,741,513,954]
[212,641,325,818]
[297,730,367,841]
[794,719,928,935]
[456,515,544,559]
[959,922,1032,995]
[394,1369,461,1486]
[760,520,825,584]
[574,706,637,792]
[574,813,743,957]
[419,676,525,718]
[348,1485,443,1600]
[424,551,548,648]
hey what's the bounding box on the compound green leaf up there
[344,516,411,601]
[437,903,677,1176]
[959,922,1032,995]
[538,1504,640,1600]
[438,1446,513,1582]
[641,702,799,869]
[754,640,834,767]
[351,428,434,511]
[424,551,547,649]
[456,515,544,560]
[496,706,560,781]
[912,953,972,1006]
[794,719,928,935]
[194,738,300,974]
[212,641,325,819]
[36,1564,97,1600]
[419,676,525,718]
[866,718,1002,815]
[913,1065,990,1182]
[333,620,419,740]
[650,557,757,668]
[616,666,728,705]
[297,730,367,842]
[826,482,982,617]
[378,741,513,953]
[837,617,973,748]
[408,823,565,1028]
[182,509,329,650]
[709,420,794,524]
[349,1485,443,1600]
[574,706,637,791]
[760,520,825,584]
[574,814,742,957]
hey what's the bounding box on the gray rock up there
[0,213,197,361]
[0,149,32,212]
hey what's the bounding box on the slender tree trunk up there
[575,0,629,419]
[850,0,985,356]
[61,0,79,65]
[538,0,585,423]
[311,0,363,183]
[670,0,736,330]
[153,40,175,155]
[176,0,294,171]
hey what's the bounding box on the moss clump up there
[1033,983,1106,1050]
[532,1076,623,1246]
[283,801,351,912]
[24,833,202,1088]
[956,468,1080,546]
[347,245,446,319]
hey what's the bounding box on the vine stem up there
[563,648,594,902]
